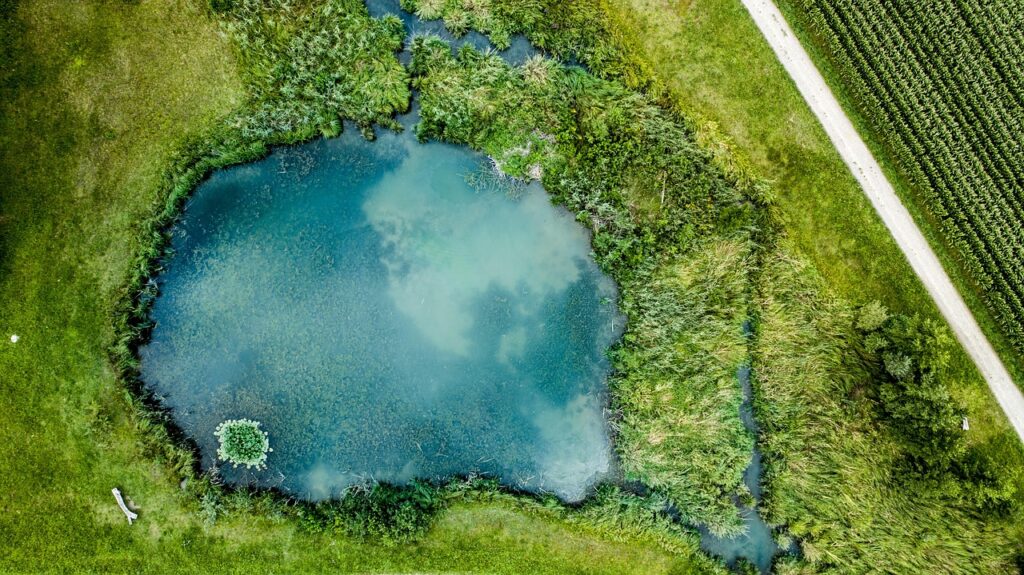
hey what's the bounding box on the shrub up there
[952,436,1024,514]
[854,305,966,474]
[214,419,271,469]
[299,481,445,544]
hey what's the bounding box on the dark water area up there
[697,363,785,573]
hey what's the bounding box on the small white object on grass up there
[112,488,138,524]
[962,417,970,431]
[10,334,18,343]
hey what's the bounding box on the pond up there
[141,3,789,569]
[139,123,624,502]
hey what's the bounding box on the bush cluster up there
[298,482,445,544]
[214,419,271,470]
[854,304,1021,511]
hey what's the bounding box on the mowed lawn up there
[603,0,1024,442]
[0,1,713,573]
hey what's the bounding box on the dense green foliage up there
[214,418,271,469]
[785,0,1024,356]
[401,0,655,88]
[855,310,966,473]
[411,36,760,535]
[754,246,1024,573]
[217,0,410,138]
[848,306,1023,513]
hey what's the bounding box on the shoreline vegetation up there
[1,0,1022,574]
[113,0,761,545]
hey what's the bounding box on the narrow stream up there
[696,362,784,573]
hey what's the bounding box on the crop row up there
[794,0,1024,350]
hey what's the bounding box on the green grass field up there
[0,1,718,572]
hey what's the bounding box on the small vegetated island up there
[3,0,1023,573]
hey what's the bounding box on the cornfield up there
[791,0,1024,352]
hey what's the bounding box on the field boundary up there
[739,0,1024,443]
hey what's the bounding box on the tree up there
[855,305,965,475]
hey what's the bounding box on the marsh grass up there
[753,243,1024,573]
[217,0,411,138]
[612,238,754,536]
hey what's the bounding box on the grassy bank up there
[0,0,719,572]
[767,0,1024,390]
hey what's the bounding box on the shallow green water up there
[140,126,623,502]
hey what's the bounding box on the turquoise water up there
[140,126,623,502]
